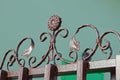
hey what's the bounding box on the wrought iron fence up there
[0,15,120,80]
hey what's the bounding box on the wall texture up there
[0,0,120,80]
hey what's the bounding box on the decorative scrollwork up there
[0,15,120,70]
[73,24,120,61]
[0,49,16,70]
[28,15,71,68]
[73,24,100,61]
[98,30,120,59]
[16,37,35,67]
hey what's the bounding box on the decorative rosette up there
[48,15,61,31]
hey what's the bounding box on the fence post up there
[116,55,120,80]
[0,70,7,80]
[18,67,28,80]
[110,69,116,80]
[44,64,58,80]
[77,60,88,80]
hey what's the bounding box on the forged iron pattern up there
[0,15,120,71]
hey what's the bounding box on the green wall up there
[61,62,104,80]
[0,0,120,80]
[61,72,104,80]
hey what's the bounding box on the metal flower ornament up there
[0,15,78,70]
[28,15,71,68]
[0,15,120,71]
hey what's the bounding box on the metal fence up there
[0,15,120,80]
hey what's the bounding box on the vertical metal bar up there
[110,69,116,80]
[44,64,57,80]
[18,67,28,80]
[116,55,120,80]
[7,78,12,80]
[77,60,87,80]
[0,70,7,80]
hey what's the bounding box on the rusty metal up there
[28,15,74,68]
[0,49,16,70]
[44,64,57,80]
[16,37,35,67]
[18,67,28,80]
[77,61,88,80]
[116,55,120,80]
[48,15,61,31]
[74,24,120,61]
[110,69,116,80]
[0,70,7,80]
[0,15,120,80]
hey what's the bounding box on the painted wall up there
[0,0,120,80]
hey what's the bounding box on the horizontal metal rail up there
[7,58,116,78]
